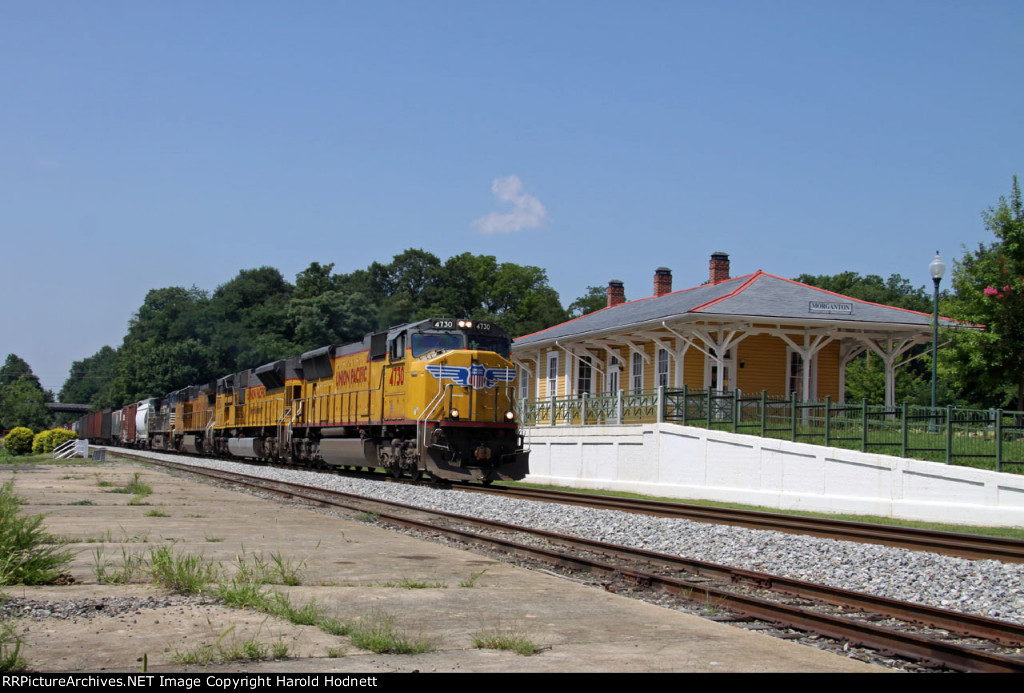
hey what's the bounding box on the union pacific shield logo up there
[425,365,516,390]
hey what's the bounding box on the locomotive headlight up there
[449,408,460,419]
[458,319,473,328]
[504,410,515,421]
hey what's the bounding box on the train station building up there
[511,253,957,407]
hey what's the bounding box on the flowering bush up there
[3,428,35,456]
[30,428,77,454]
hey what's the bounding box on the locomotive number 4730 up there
[389,365,405,386]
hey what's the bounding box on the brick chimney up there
[654,267,672,297]
[607,279,625,307]
[709,252,730,285]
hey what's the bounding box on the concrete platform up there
[0,460,885,673]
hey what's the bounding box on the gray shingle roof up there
[514,271,959,348]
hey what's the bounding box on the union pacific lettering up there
[335,365,369,387]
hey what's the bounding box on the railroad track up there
[111,449,1024,672]
[460,485,1024,564]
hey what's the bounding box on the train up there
[75,318,530,483]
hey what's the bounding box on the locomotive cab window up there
[467,334,510,358]
[412,332,462,358]
[390,332,407,361]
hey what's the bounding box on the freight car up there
[78,318,529,483]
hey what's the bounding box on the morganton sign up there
[808,301,853,315]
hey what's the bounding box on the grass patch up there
[144,508,169,518]
[149,546,220,594]
[354,512,379,522]
[472,625,539,656]
[103,473,152,497]
[380,577,447,589]
[68,500,95,506]
[343,609,435,654]
[205,537,224,543]
[0,483,73,585]
[326,646,346,658]
[127,496,150,506]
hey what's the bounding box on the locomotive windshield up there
[411,331,512,359]
[467,334,510,358]
[412,333,462,358]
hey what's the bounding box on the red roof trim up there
[689,270,765,312]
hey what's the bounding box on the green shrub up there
[2,429,34,457]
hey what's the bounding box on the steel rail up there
[121,452,1024,672]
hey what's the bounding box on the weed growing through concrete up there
[170,625,287,665]
[0,612,27,672]
[270,594,323,626]
[381,577,447,589]
[269,551,306,586]
[148,545,220,594]
[68,500,95,506]
[472,625,539,656]
[0,482,73,585]
[217,579,272,611]
[144,508,169,518]
[228,548,308,586]
[459,569,488,588]
[103,473,152,497]
[326,646,346,658]
[93,547,147,585]
[343,609,436,654]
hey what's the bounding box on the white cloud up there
[472,175,549,234]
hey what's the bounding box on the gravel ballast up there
[140,452,1024,626]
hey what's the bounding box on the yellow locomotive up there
[168,318,528,482]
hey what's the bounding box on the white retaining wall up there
[523,423,1024,528]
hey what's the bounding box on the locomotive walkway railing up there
[519,386,1024,473]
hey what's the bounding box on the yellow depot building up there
[512,253,956,408]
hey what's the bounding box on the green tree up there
[567,286,609,319]
[294,261,336,300]
[945,176,1024,409]
[0,356,53,432]
[59,346,119,409]
[0,379,52,433]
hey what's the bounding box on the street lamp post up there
[929,251,946,429]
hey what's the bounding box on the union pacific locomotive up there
[76,318,529,482]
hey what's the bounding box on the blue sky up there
[2,1,1021,393]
